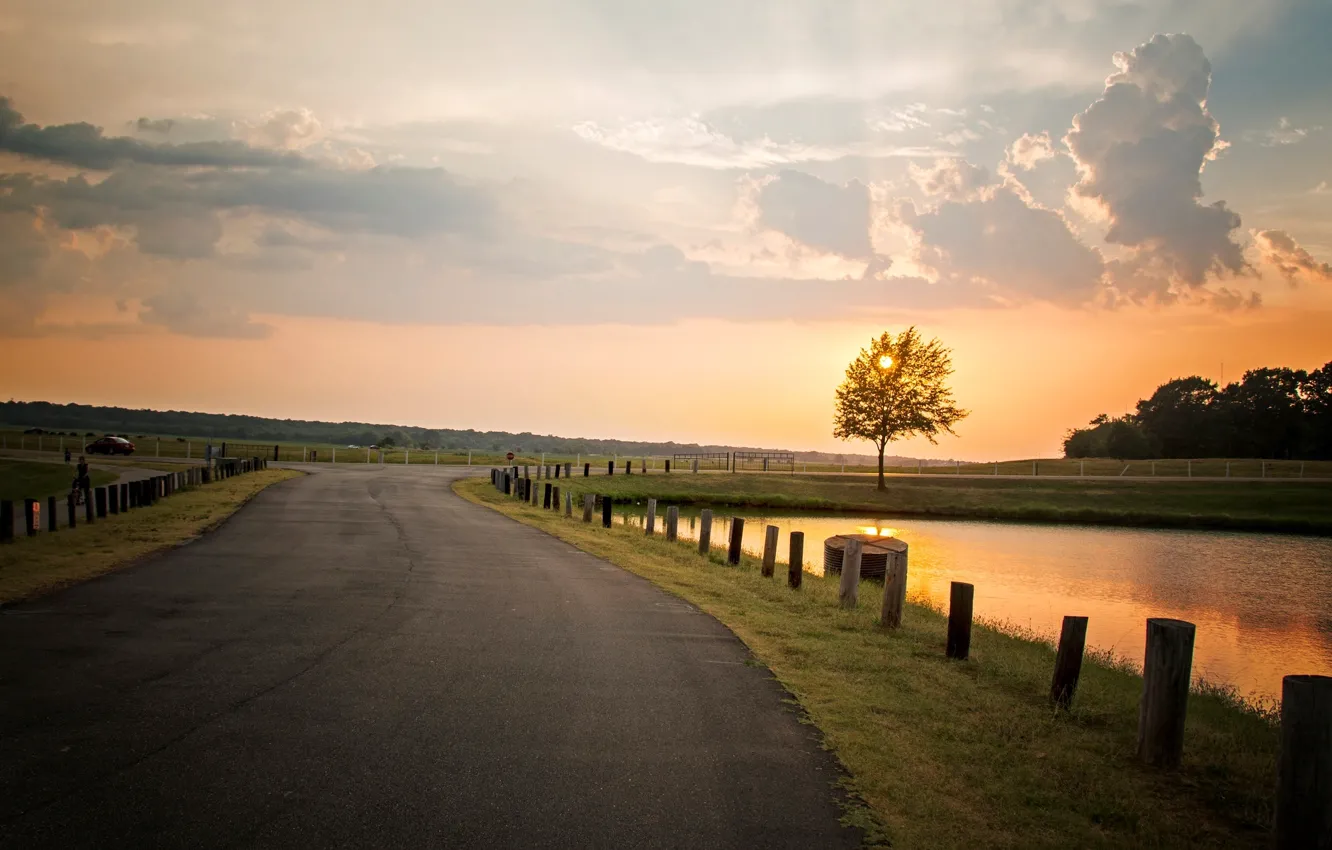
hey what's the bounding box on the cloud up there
[756,170,873,258]
[0,96,302,170]
[234,108,324,150]
[909,158,997,201]
[571,115,948,169]
[1065,33,1245,287]
[898,185,1106,304]
[1254,229,1332,284]
[1258,117,1321,147]
[138,288,273,339]
[1006,132,1057,169]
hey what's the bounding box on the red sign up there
[506,452,515,460]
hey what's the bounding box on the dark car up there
[86,436,136,455]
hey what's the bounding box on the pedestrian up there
[64,447,71,464]
[76,455,90,491]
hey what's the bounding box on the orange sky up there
[5,301,1329,459]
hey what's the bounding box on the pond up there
[611,505,1332,704]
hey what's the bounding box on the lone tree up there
[833,327,968,490]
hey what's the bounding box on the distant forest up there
[0,400,903,464]
[1064,362,1332,460]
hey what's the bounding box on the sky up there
[1,0,1330,459]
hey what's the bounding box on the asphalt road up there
[0,464,860,848]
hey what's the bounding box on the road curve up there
[0,464,860,848]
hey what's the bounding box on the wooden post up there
[552,485,560,511]
[64,494,75,529]
[839,538,862,608]
[946,582,974,659]
[692,458,699,473]
[1274,674,1332,848]
[699,509,713,555]
[645,498,656,536]
[24,498,38,536]
[626,460,633,475]
[602,495,613,528]
[1050,616,1089,709]
[727,517,744,565]
[543,482,552,509]
[761,525,779,577]
[665,506,679,541]
[788,532,804,589]
[46,495,59,531]
[608,460,614,476]
[95,487,107,518]
[665,459,671,474]
[564,492,573,517]
[583,494,594,523]
[1137,618,1196,768]
[584,463,590,477]
[879,545,908,629]
[0,500,12,543]
[84,488,94,523]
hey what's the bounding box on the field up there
[545,470,1332,535]
[0,458,118,503]
[0,468,301,603]
[457,477,1280,848]
[4,427,1328,478]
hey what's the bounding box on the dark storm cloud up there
[0,97,301,170]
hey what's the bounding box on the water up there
[613,506,1332,703]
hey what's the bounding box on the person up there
[76,455,90,492]
[64,447,71,464]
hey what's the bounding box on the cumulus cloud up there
[1258,117,1320,147]
[1007,132,1057,169]
[572,115,947,169]
[899,186,1105,304]
[234,108,324,150]
[756,170,873,258]
[1065,33,1245,288]
[909,158,997,201]
[1254,229,1332,284]
[0,97,301,170]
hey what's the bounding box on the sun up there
[878,354,893,369]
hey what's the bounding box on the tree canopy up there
[833,327,968,489]
[1063,362,1332,460]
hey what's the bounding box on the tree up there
[833,327,968,490]
[1134,376,1219,458]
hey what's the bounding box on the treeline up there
[1064,363,1332,460]
[0,400,885,463]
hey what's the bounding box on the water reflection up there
[613,507,1332,703]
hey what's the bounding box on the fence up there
[1,456,269,544]
[486,467,1331,844]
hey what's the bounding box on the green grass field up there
[0,458,118,503]
[458,477,1279,848]
[0,468,301,603]
[544,472,1332,534]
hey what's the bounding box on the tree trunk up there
[877,442,886,490]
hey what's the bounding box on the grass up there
[0,468,301,603]
[0,458,118,503]
[545,471,1332,535]
[458,477,1280,848]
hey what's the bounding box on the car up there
[86,436,136,455]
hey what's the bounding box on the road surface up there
[0,464,860,848]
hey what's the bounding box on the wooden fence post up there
[564,492,573,517]
[602,496,613,528]
[946,582,974,660]
[761,525,779,577]
[1137,618,1195,768]
[839,538,862,608]
[0,500,12,543]
[552,485,560,511]
[788,532,804,589]
[583,494,594,523]
[699,509,713,555]
[63,495,74,529]
[24,498,37,536]
[645,498,657,535]
[727,517,744,565]
[584,463,590,477]
[665,506,678,541]
[1273,674,1332,848]
[879,544,908,629]
[84,488,94,523]
[608,460,614,476]
[1050,616,1089,709]
[95,487,107,518]
[47,495,59,531]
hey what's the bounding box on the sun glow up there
[878,355,893,369]
[858,526,899,538]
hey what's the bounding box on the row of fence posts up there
[486,465,1332,847]
[1,457,268,543]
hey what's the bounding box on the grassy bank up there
[0,468,301,603]
[0,458,118,503]
[546,472,1332,534]
[458,477,1278,848]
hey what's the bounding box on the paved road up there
[0,464,859,848]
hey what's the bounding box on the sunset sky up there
[2,0,1330,459]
